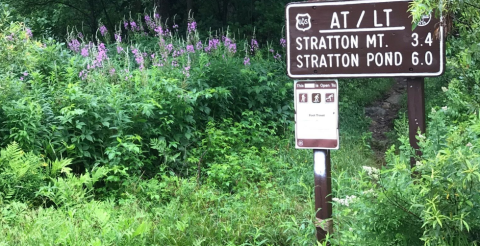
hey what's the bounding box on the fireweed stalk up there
[65,15,283,81]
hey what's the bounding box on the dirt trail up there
[365,79,407,163]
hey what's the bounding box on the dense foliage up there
[1,0,480,245]
[0,4,393,245]
[329,1,480,245]
[0,0,289,43]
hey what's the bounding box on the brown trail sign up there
[286,0,444,243]
[286,0,444,78]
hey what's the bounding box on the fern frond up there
[0,142,23,168]
[49,158,73,177]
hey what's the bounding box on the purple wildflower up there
[79,70,88,80]
[132,48,145,70]
[223,36,232,46]
[228,43,237,53]
[171,60,178,67]
[154,26,163,36]
[274,53,281,60]
[23,72,29,76]
[208,38,220,50]
[68,39,81,52]
[186,45,195,53]
[81,47,89,57]
[145,15,155,29]
[187,22,197,32]
[109,68,115,75]
[130,21,138,31]
[172,50,180,58]
[280,38,287,47]
[91,43,108,68]
[99,25,108,36]
[173,24,179,29]
[25,28,32,38]
[20,77,24,81]
[115,33,122,43]
[154,13,160,19]
[166,44,174,52]
[251,39,259,51]
[183,66,191,78]
[243,57,250,66]
[196,41,203,50]
[124,21,129,30]
[269,49,274,53]
[78,32,84,39]
[117,45,124,54]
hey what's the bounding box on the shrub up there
[0,142,73,205]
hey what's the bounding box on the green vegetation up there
[330,1,480,245]
[1,0,289,43]
[1,0,480,245]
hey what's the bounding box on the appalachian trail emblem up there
[296,13,312,32]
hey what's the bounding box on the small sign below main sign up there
[286,0,444,78]
[295,80,339,149]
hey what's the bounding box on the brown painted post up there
[305,0,333,243]
[406,77,426,167]
[314,149,333,243]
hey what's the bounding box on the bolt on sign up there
[286,0,444,78]
[295,80,339,149]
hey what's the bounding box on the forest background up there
[0,0,480,245]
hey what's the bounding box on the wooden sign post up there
[286,0,444,242]
[407,77,426,167]
[313,149,333,240]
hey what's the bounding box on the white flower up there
[362,166,380,179]
[415,161,423,168]
[431,108,436,113]
[362,189,374,195]
[441,87,448,92]
[466,142,474,150]
[332,195,357,207]
[442,106,448,111]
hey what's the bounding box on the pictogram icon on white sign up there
[299,93,308,103]
[312,93,321,103]
[325,93,335,103]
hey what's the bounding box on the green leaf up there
[132,221,148,237]
[463,220,470,232]
[466,200,473,207]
